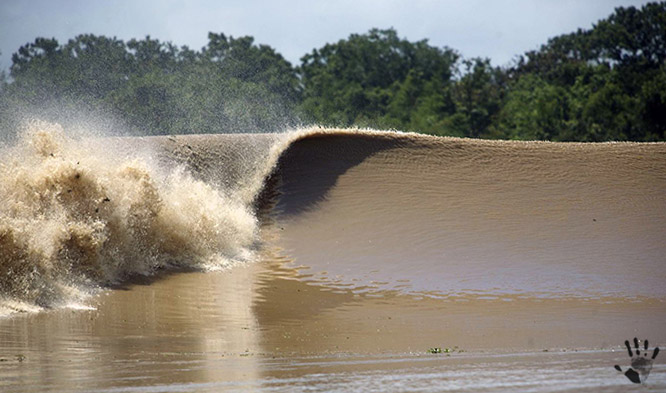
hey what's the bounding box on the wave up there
[269,130,666,299]
[2,121,665,313]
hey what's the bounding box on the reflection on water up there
[1,254,664,392]
[0,266,263,392]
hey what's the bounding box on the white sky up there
[0,0,652,72]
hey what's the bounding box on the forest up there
[0,2,664,141]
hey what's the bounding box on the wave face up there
[1,123,666,313]
[271,132,666,300]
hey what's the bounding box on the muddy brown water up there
[1,128,665,391]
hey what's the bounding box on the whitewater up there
[0,122,260,312]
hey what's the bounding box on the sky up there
[0,0,653,72]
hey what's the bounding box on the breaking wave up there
[0,122,258,313]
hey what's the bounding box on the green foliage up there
[299,28,459,130]
[1,33,300,136]
[449,58,506,138]
[1,2,664,141]
[502,1,666,141]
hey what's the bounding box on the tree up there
[1,33,301,135]
[299,28,459,128]
[450,58,506,138]
[10,35,131,103]
[504,1,666,141]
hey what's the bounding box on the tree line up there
[1,2,664,141]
